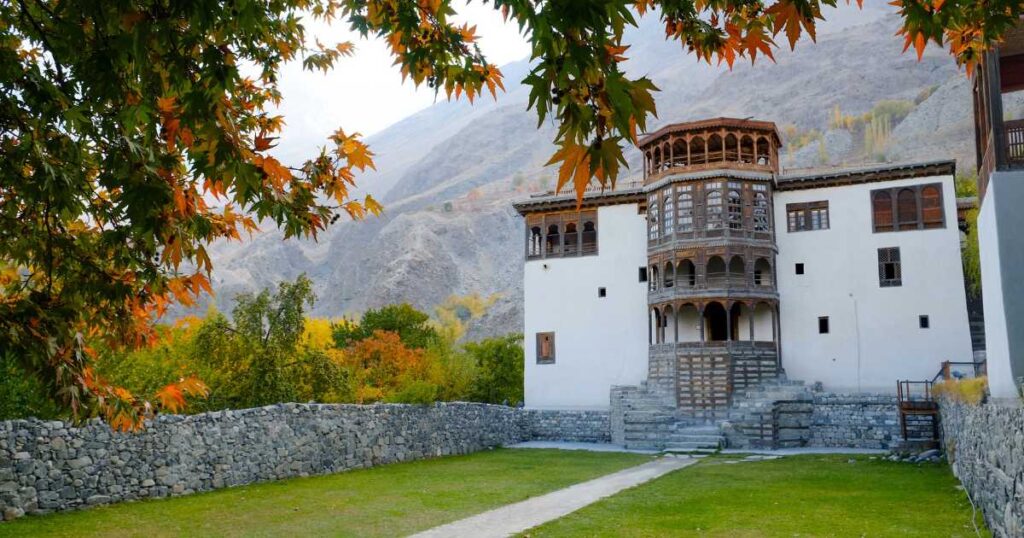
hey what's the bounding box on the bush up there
[466,334,524,406]
[934,376,987,405]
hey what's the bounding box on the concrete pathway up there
[507,440,660,454]
[408,455,695,538]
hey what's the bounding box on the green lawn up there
[522,454,987,538]
[0,448,650,538]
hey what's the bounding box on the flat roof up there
[776,160,956,190]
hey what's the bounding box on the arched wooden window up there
[921,186,943,228]
[664,262,675,288]
[546,224,561,255]
[528,226,542,258]
[663,191,675,235]
[706,189,723,230]
[648,194,660,241]
[677,190,694,232]
[897,188,918,230]
[872,191,893,232]
[563,222,578,256]
[727,189,743,230]
[581,220,597,254]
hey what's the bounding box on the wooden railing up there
[1007,119,1024,166]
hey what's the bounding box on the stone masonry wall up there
[0,402,526,522]
[940,400,1024,538]
[808,394,902,450]
[524,410,610,443]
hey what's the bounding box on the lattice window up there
[727,187,743,230]
[677,187,694,232]
[706,183,723,230]
[878,247,902,287]
[663,189,676,236]
[648,194,660,241]
[753,185,770,232]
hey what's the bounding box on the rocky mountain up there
[193,4,995,339]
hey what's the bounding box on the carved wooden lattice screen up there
[676,354,731,416]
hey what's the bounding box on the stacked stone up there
[940,400,1024,538]
[525,410,611,443]
[0,402,526,522]
[808,394,902,449]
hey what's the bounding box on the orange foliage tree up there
[2,0,1019,427]
[343,330,431,404]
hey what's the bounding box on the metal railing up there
[930,360,987,385]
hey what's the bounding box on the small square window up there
[638,267,648,282]
[795,263,805,275]
[919,315,930,329]
[598,287,607,298]
[818,316,830,334]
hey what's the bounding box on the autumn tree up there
[332,303,440,349]
[2,0,1020,426]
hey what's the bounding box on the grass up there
[0,448,650,538]
[522,454,988,538]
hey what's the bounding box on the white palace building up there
[514,117,975,426]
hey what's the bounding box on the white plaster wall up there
[523,203,649,409]
[775,175,974,393]
[979,171,1024,399]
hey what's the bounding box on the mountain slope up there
[196,8,982,338]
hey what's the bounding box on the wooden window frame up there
[786,200,829,232]
[525,210,598,260]
[871,183,945,233]
[536,332,556,364]
[878,247,902,287]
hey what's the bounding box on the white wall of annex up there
[775,175,973,393]
[523,203,649,410]
[978,171,1024,399]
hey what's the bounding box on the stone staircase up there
[724,379,812,449]
[613,382,726,451]
[614,378,819,451]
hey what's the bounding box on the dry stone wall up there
[808,394,902,449]
[525,410,610,443]
[0,402,526,522]
[940,400,1024,538]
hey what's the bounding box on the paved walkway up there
[508,440,660,454]
[408,455,695,538]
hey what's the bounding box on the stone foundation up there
[808,394,902,450]
[939,400,1024,538]
[524,410,610,443]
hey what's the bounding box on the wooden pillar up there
[698,305,706,345]
[725,301,733,342]
[686,135,691,166]
[749,303,755,341]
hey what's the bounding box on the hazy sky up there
[270,2,531,164]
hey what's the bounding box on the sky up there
[270,2,532,164]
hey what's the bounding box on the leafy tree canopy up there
[333,303,440,349]
[2,0,1019,427]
